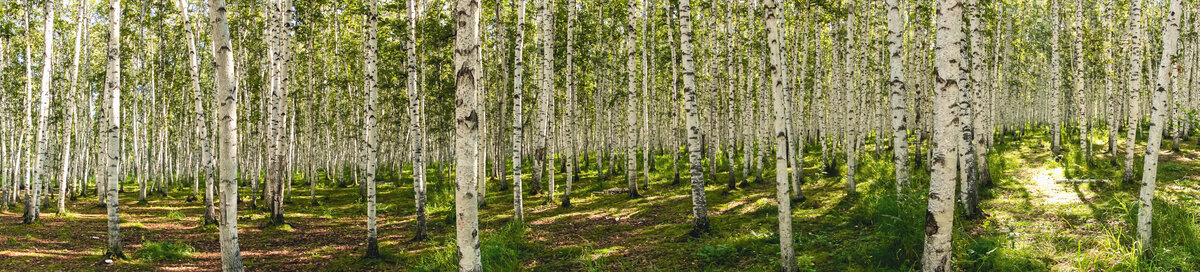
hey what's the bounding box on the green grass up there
[135,241,194,261]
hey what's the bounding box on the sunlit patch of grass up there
[120,222,147,229]
[165,211,186,221]
[134,241,194,261]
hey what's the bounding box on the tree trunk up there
[562,0,577,208]
[363,0,380,258]
[208,0,244,269]
[886,0,909,193]
[511,0,527,222]
[533,0,553,198]
[679,0,708,236]
[764,0,793,269]
[625,0,642,199]
[1123,0,1143,185]
[102,0,125,260]
[407,0,429,240]
[1137,0,1182,252]
[1051,0,1062,157]
[25,0,56,224]
[923,0,964,269]
[453,0,483,269]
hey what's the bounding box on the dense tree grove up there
[2,0,1200,271]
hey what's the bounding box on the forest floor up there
[2,129,1199,271]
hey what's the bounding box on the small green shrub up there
[694,245,745,266]
[136,241,194,261]
[165,211,186,221]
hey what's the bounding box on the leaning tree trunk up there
[453,0,483,269]
[1123,0,1143,185]
[208,0,244,269]
[25,0,56,224]
[179,0,217,225]
[764,0,793,270]
[679,0,708,236]
[102,0,125,260]
[923,0,965,270]
[1137,0,1182,252]
[363,0,380,258]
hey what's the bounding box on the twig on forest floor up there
[1054,179,1110,183]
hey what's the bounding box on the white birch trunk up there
[102,0,125,260]
[764,0,793,269]
[679,0,708,235]
[887,0,909,192]
[453,1,483,269]
[207,0,244,269]
[923,0,965,269]
[511,0,527,222]
[25,0,56,224]
[1137,0,1183,252]
[363,0,380,258]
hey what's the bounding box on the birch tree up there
[60,0,90,215]
[25,0,56,224]
[562,0,577,208]
[363,0,380,259]
[679,0,708,236]
[1123,0,1143,184]
[453,0,483,269]
[886,0,909,192]
[511,0,527,222]
[533,0,553,198]
[1050,0,1062,157]
[103,0,125,260]
[764,0,793,270]
[1137,0,1183,252]
[408,0,430,239]
[625,0,642,199]
[208,0,244,269]
[923,0,965,269]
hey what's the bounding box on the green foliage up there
[413,222,537,271]
[694,245,745,266]
[135,241,194,262]
[165,211,186,221]
[852,193,926,269]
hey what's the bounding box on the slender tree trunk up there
[208,0,244,269]
[764,0,793,269]
[60,0,91,215]
[533,0,553,198]
[511,0,527,222]
[1051,0,1062,157]
[679,0,708,236]
[923,0,965,269]
[562,0,577,208]
[625,0,642,199]
[102,0,125,260]
[959,0,982,218]
[1123,0,1143,184]
[1137,0,1182,252]
[363,0,380,258]
[25,0,56,224]
[407,0,429,240]
[886,0,909,193]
